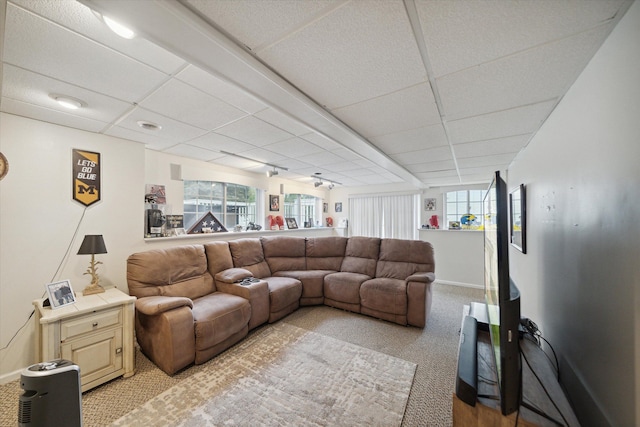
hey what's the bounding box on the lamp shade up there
[77,235,107,255]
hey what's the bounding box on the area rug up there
[112,323,416,426]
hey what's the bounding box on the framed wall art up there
[269,195,280,211]
[510,184,527,253]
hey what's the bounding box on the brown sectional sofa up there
[127,235,435,375]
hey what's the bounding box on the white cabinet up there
[34,287,136,392]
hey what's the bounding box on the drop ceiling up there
[0,0,632,188]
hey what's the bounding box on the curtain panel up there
[348,193,419,239]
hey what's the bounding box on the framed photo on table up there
[45,280,76,309]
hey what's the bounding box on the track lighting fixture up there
[219,151,288,176]
[266,167,279,178]
[314,181,323,187]
[328,183,335,190]
[310,175,342,188]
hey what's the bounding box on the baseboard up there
[434,279,483,289]
[0,368,23,385]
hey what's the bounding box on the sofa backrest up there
[376,238,435,280]
[340,236,380,277]
[127,245,216,299]
[228,238,272,278]
[260,236,306,273]
[203,241,235,276]
[306,236,347,270]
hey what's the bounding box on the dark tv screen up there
[483,171,521,415]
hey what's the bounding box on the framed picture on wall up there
[269,195,280,211]
[510,184,527,253]
[424,198,436,211]
[335,202,342,213]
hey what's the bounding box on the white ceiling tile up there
[406,159,457,173]
[1,97,109,133]
[437,24,614,120]
[447,101,555,144]
[296,150,344,166]
[214,116,294,146]
[176,66,267,114]
[185,0,342,51]
[113,107,207,143]
[12,0,187,75]
[259,0,427,109]
[453,135,531,159]
[457,153,517,169]
[105,126,177,150]
[163,144,222,162]
[322,161,362,173]
[370,123,447,155]
[391,146,452,166]
[4,3,168,102]
[331,83,440,138]
[263,137,324,158]
[416,0,626,77]
[254,108,310,136]
[352,173,396,185]
[299,132,342,150]
[2,64,132,123]
[187,132,256,154]
[414,169,459,180]
[330,147,362,162]
[140,79,247,130]
[234,148,287,165]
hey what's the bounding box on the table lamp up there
[77,234,107,295]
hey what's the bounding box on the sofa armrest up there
[406,272,436,284]
[214,268,253,283]
[135,296,193,316]
[217,280,270,330]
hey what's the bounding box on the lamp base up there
[82,283,105,295]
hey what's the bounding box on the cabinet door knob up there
[92,322,98,327]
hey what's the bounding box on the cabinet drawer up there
[61,308,122,341]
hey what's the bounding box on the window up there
[283,194,319,227]
[184,181,257,230]
[445,189,484,229]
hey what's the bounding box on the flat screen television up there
[483,170,522,415]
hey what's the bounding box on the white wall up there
[508,2,639,425]
[0,113,145,378]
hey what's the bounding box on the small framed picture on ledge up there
[45,280,76,309]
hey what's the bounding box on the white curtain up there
[348,193,419,239]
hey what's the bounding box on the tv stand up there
[453,308,581,426]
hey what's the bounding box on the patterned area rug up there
[112,323,416,426]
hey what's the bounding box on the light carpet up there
[112,323,416,427]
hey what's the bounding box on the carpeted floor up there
[0,283,482,426]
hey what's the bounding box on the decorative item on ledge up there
[187,211,227,234]
[77,234,107,295]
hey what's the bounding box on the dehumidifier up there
[18,359,82,427]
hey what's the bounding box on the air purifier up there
[18,359,82,427]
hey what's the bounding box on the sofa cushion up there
[274,270,333,300]
[261,236,306,273]
[324,272,371,304]
[340,236,380,277]
[204,242,235,276]
[192,292,251,353]
[264,276,302,313]
[228,238,272,278]
[376,239,435,280]
[127,245,215,299]
[306,237,347,270]
[360,278,408,315]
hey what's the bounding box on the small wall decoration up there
[45,280,76,309]
[145,184,166,204]
[510,184,527,253]
[269,195,280,211]
[335,202,343,213]
[72,149,101,207]
[424,198,436,211]
[285,217,298,229]
[187,211,228,234]
[166,215,184,229]
[323,202,328,213]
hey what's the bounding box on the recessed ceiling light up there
[50,94,84,110]
[137,121,162,131]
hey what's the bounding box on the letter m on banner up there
[73,149,101,207]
